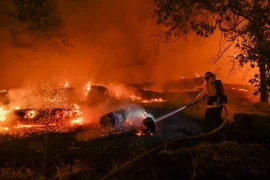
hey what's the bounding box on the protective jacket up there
[195,76,227,108]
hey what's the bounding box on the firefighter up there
[189,71,227,132]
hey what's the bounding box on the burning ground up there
[0,78,270,179]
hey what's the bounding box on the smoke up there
[107,83,137,99]
[0,0,256,90]
[76,102,152,141]
[6,76,84,109]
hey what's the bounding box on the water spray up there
[98,107,229,180]
[98,102,198,134]
[155,105,187,122]
[140,101,200,133]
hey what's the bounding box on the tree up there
[153,0,270,102]
[6,0,67,49]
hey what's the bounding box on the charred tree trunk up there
[253,0,269,103]
[259,61,268,102]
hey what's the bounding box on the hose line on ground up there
[98,105,229,180]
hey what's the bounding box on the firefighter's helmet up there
[204,71,215,80]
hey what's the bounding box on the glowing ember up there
[140,98,166,103]
[130,95,142,101]
[0,105,84,136]
[16,124,46,129]
[25,110,38,119]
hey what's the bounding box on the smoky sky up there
[0,0,255,89]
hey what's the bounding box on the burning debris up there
[0,81,85,136]
[99,109,129,129]
[0,103,84,136]
[0,79,167,137]
[99,107,157,136]
[84,84,109,104]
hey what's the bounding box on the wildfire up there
[70,117,84,125]
[232,87,248,92]
[84,82,92,97]
[25,110,37,119]
[140,98,166,104]
[0,104,84,137]
[0,106,10,122]
[86,82,91,91]
[0,127,9,131]
[130,95,142,101]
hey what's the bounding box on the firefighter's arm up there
[188,86,207,106]
[195,86,208,101]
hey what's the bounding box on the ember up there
[0,83,85,136]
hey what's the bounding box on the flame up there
[0,127,9,131]
[16,124,45,129]
[64,81,69,88]
[25,110,38,119]
[232,87,248,92]
[0,104,84,136]
[70,117,84,125]
[130,95,142,101]
[238,88,248,92]
[85,82,92,97]
[86,82,91,91]
[140,98,166,104]
[194,72,201,77]
[0,106,10,122]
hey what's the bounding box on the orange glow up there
[0,0,259,92]
[16,124,45,129]
[0,127,9,131]
[25,110,38,119]
[139,98,166,104]
[86,82,91,91]
[64,81,69,88]
[0,106,10,122]
[0,94,84,136]
[85,82,92,97]
[70,117,84,125]
[136,132,143,136]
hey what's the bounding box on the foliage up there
[153,0,270,102]
[6,0,67,49]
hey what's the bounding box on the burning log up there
[85,85,109,103]
[99,109,129,128]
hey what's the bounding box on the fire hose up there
[98,103,229,180]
